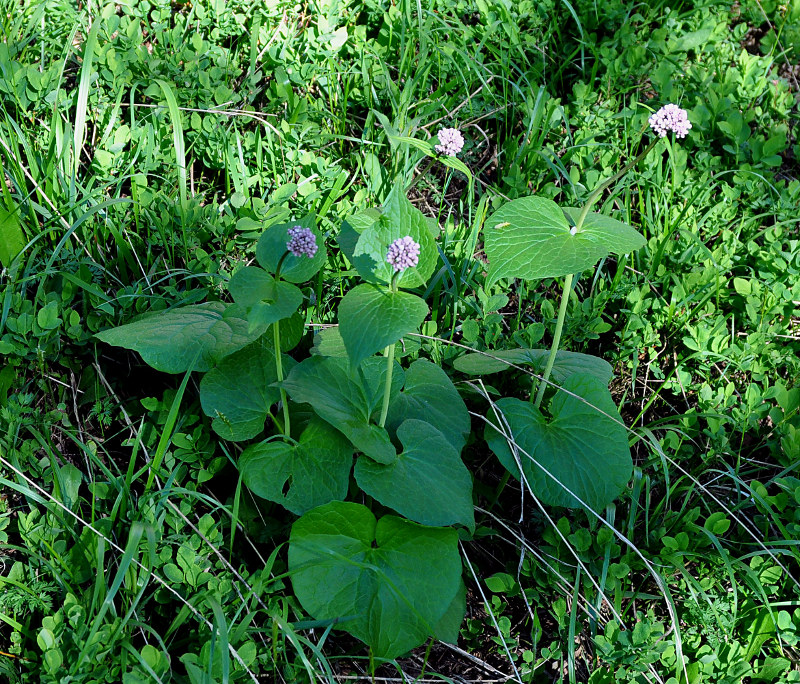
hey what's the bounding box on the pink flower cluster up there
[648,104,692,138]
[286,226,318,258]
[386,236,420,272]
[435,128,465,156]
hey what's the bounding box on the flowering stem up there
[378,278,400,429]
[274,320,290,436]
[533,272,573,409]
[378,341,396,429]
[274,250,290,279]
[573,136,658,231]
[406,157,435,193]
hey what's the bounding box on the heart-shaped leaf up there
[484,197,645,283]
[355,419,474,529]
[95,302,264,373]
[338,284,428,368]
[387,359,470,453]
[282,356,404,464]
[228,266,277,307]
[289,501,462,660]
[256,214,326,283]
[485,375,632,511]
[352,184,437,288]
[247,281,303,331]
[453,349,613,385]
[199,343,292,441]
[240,418,353,514]
[228,267,303,332]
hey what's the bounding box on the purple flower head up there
[286,226,318,258]
[648,104,692,139]
[386,236,421,272]
[435,127,465,156]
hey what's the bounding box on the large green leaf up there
[228,266,303,332]
[485,375,632,511]
[352,184,437,288]
[228,266,276,307]
[199,344,291,441]
[338,284,428,368]
[247,281,303,330]
[289,501,463,659]
[240,418,353,514]
[95,302,263,373]
[355,419,474,529]
[387,359,470,453]
[255,214,327,283]
[0,207,25,268]
[453,349,613,385]
[338,209,380,264]
[484,197,645,283]
[282,356,404,464]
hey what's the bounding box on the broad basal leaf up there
[453,349,613,386]
[485,375,632,512]
[95,302,264,373]
[352,184,437,288]
[240,418,353,514]
[289,501,463,660]
[282,356,404,464]
[338,284,428,368]
[387,359,470,453]
[199,344,292,441]
[484,196,645,283]
[355,419,474,529]
[256,214,326,283]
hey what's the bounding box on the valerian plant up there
[96,105,691,661]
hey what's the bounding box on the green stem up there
[532,135,660,409]
[534,272,573,408]
[378,341,396,429]
[573,137,658,232]
[274,320,290,436]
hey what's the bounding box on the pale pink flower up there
[649,104,692,138]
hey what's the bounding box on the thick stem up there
[378,342,396,429]
[274,320,291,436]
[534,272,574,408]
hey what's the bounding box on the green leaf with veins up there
[387,359,470,453]
[282,356,404,464]
[484,196,645,283]
[453,349,613,386]
[352,184,437,288]
[355,419,474,530]
[95,302,264,374]
[338,284,428,368]
[289,501,462,660]
[485,375,632,512]
[239,418,353,514]
[199,343,294,441]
